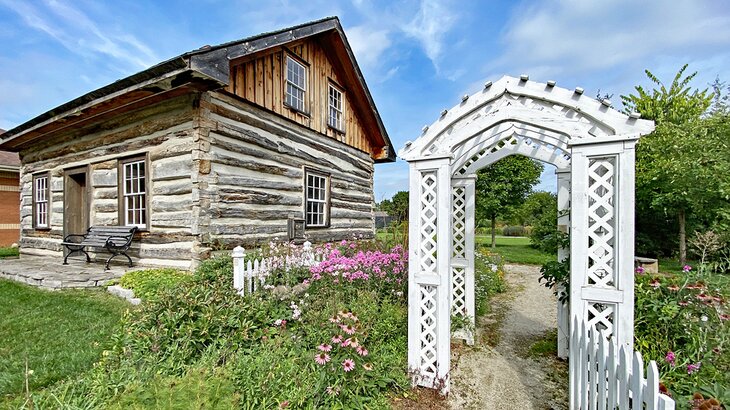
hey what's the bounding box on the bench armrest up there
[63,234,86,244]
[105,235,134,249]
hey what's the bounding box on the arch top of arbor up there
[399,75,655,162]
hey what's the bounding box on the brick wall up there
[0,171,20,246]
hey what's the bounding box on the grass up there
[0,247,19,258]
[477,235,555,265]
[0,279,128,403]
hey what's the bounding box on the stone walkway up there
[0,255,134,289]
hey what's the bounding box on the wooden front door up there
[64,167,90,236]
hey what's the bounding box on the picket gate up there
[231,242,320,296]
[570,316,675,410]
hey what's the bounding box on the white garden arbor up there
[399,76,655,391]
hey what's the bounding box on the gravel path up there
[448,264,568,409]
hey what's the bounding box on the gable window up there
[32,173,50,229]
[119,157,148,229]
[328,83,344,131]
[285,56,307,112]
[304,170,329,227]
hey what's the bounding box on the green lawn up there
[477,235,555,265]
[0,279,128,402]
[0,247,19,258]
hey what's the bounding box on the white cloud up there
[497,0,730,74]
[346,25,392,71]
[0,0,158,69]
[401,0,458,72]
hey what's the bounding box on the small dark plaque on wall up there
[287,218,305,241]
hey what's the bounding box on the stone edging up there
[107,285,142,305]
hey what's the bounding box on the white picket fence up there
[231,241,320,295]
[570,316,675,410]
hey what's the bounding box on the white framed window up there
[305,171,329,227]
[33,174,49,228]
[285,56,307,112]
[328,84,344,131]
[120,158,147,228]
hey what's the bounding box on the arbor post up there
[451,176,476,345]
[407,156,453,391]
[556,169,570,359]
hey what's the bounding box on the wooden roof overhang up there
[1,17,395,162]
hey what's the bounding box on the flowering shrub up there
[310,310,380,403]
[308,240,407,301]
[634,266,729,405]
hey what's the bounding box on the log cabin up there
[0,17,395,268]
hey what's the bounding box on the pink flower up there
[665,351,675,366]
[326,386,339,396]
[328,316,340,324]
[721,314,730,321]
[331,335,343,344]
[635,266,646,274]
[687,362,701,374]
[356,346,369,356]
[315,352,331,365]
[682,265,692,273]
[678,300,690,306]
[341,338,351,347]
[318,344,332,352]
[341,324,356,335]
[342,359,355,372]
[649,279,661,289]
[667,284,680,291]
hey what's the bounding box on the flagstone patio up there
[0,255,137,290]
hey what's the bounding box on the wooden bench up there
[62,226,138,270]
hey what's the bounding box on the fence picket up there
[581,321,589,410]
[570,316,580,409]
[645,361,660,410]
[570,316,674,410]
[618,346,630,410]
[607,338,617,408]
[631,352,645,408]
[597,333,608,410]
[589,326,599,409]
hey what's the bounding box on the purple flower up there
[665,351,675,366]
[687,362,701,374]
[682,265,692,273]
[635,266,646,274]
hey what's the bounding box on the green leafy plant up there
[116,268,192,300]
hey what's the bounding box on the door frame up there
[63,165,91,237]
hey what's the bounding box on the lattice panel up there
[419,171,438,274]
[455,133,570,175]
[451,267,466,316]
[452,186,466,259]
[587,157,616,287]
[587,302,615,336]
[427,91,614,154]
[419,284,438,376]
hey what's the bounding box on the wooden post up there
[556,169,570,359]
[232,245,245,295]
[406,156,452,391]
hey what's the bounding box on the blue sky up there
[1,0,729,201]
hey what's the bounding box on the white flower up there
[701,315,708,322]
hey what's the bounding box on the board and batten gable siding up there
[202,91,375,248]
[17,94,200,268]
[226,37,375,156]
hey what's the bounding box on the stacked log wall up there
[203,91,375,249]
[18,94,199,268]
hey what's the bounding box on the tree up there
[379,191,409,224]
[511,191,556,227]
[475,156,543,248]
[621,64,712,124]
[621,64,720,265]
